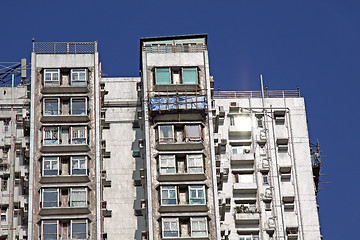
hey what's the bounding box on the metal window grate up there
[33,42,97,54]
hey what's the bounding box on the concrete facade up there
[0,35,321,240]
[28,47,102,240]
[0,85,30,240]
[214,96,321,240]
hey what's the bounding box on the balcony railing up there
[33,42,97,54]
[149,95,207,112]
[142,44,206,53]
[213,90,300,99]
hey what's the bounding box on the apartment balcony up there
[158,173,206,182]
[40,175,90,184]
[231,152,255,164]
[41,144,90,153]
[233,182,257,193]
[149,94,207,114]
[0,192,10,205]
[39,206,90,216]
[41,85,89,94]
[156,142,204,151]
[153,84,201,92]
[41,115,90,123]
[159,204,209,213]
[234,212,260,223]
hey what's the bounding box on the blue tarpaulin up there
[150,96,207,111]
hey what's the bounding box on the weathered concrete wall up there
[101,77,146,239]
[215,97,321,240]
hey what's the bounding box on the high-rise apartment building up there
[0,84,30,240]
[0,34,321,240]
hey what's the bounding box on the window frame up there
[71,97,87,115]
[43,127,60,145]
[42,188,59,208]
[42,220,59,240]
[184,125,202,142]
[71,156,87,175]
[231,145,251,155]
[70,188,88,207]
[155,67,171,85]
[43,69,60,86]
[42,156,59,176]
[190,217,208,237]
[239,234,259,240]
[181,67,198,84]
[43,98,60,116]
[262,174,270,185]
[71,126,87,145]
[234,172,254,183]
[188,185,206,205]
[186,154,204,174]
[1,207,7,222]
[159,155,176,174]
[162,217,179,238]
[71,69,87,86]
[71,219,87,240]
[158,125,175,143]
[160,186,177,205]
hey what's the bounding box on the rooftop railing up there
[33,42,97,54]
[213,90,300,99]
[142,44,206,53]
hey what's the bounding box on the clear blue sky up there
[1,0,359,238]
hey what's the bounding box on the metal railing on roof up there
[33,42,97,54]
[142,44,206,53]
[213,90,300,99]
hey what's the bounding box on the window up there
[1,177,8,191]
[239,234,259,240]
[71,156,87,175]
[162,218,179,237]
[71,188,87,207]
[71,220,87,239]
[229,114,252,131]
[2,150,8,162]
[184,125,201,142]
[43,98,60,115]
[158,125,174,143]
[42,188,58,208]
[262,174,269,185]
[4,120,9,132]
[43,157,59,176]
[43,127,59,145]
[1,207,7,221]
[71,98,87,115]
[44,69,60,86]
[161,186,177,205]
[191,217,207,237]
[232,145,251,154]
[155,68,171,85]
[159,155,176,174]
[182,67,198,84]
[189,185,205,204]
[187,154,203,173]
[42,220,58,240]
[71,127,87,144]
[71,69,87,86]
[234,173,254,183]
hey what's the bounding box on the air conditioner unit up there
[244,149,251,154]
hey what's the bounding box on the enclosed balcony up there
[155,124,205,151]
[157,153,206,182]
[39,187,90,216]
